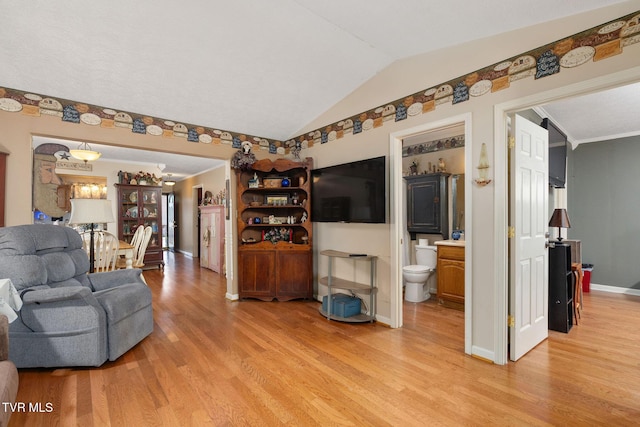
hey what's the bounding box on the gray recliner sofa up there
[0,224,153,368]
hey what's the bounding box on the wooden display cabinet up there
[236,157,313,301]
[115,184,164,269]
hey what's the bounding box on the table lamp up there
[69,199,115,273]
[548,208,571,242]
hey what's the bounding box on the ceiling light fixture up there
[164,173,176,186]
[69,142,102,163]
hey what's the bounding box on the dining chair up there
[133,226,153,268]
[130,225,145,249]
[118,226,151,269]
[94,231,120,272]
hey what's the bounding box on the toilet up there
[403,243,437,302]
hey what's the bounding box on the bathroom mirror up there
[452,174,465,231]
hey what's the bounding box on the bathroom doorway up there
[390,113,473,354]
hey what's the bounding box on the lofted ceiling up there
[4,1,640,178]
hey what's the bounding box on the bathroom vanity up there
[435,240,465,310]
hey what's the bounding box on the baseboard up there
[226,292,239,301]
[176,249,193,257]
[590,283,640,297]
[471,345,495,363]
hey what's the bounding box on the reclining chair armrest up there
[88,268,146,291]
[21,286,93,305]
[17,287,104,334]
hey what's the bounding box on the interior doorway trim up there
[493,66,640,365]
[389,112,473,355]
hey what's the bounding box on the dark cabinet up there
[115,184,164,269]
[548,243,574,333]
[404,173,449,239]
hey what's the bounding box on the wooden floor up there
[10,252,640,426]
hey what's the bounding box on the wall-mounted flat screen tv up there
[541,118,568,188]
[311,156,387,223]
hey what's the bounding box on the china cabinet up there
[236,158,313,301]
[115,184,164,269]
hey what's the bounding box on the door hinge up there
[508,136,515,149]
[508,226,515,238]
[508,315,515,328]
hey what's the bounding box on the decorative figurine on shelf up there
[301,211,308,223]
[231,141,257,170]
[409,160,418,175]
[438,158,446,172]
[281,177,290,187]
[291,141,302,161]
[248,173,260,188]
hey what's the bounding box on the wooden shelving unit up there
[236,157,313,301]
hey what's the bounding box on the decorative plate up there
[129,192,137,203]
[127,206,138,218]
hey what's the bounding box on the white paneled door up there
[509,114,549,361]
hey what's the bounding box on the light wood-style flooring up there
[10,252,640,426]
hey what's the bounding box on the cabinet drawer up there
[437,245,464,261]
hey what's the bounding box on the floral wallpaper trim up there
[0,11,638,156]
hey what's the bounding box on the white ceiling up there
[5,1,640,177]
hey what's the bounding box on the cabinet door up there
[276,250,312,300]
[210,207,224,273]
[140,187,163,267]
[238,250,276,299]
[548,245,572,332]
[408,177,439,231]
[405,174,449,238]
[437,258,465,304]
[200,212,212,269]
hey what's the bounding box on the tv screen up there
[541,118,567,188]
[311,156,386,223]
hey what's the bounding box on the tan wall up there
[172,166,226,256]
[0,112,244,227]
[301,2,640,359]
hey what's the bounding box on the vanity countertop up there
[434,240,465,247]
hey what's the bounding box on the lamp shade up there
[69,199,115,225]
[69,142,102,163]
[548,208,571,228]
